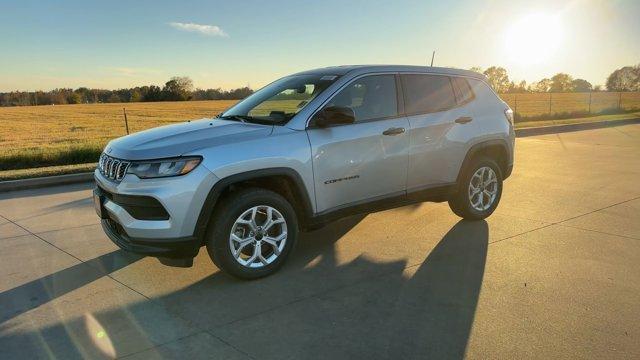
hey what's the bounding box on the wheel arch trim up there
[193,167,314,242]
[457,139,512,182]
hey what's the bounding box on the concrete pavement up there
[1,124,639,359]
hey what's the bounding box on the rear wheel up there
[206,188,298,280]
[449,157,503,220]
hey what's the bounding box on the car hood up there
[105,118,273,160]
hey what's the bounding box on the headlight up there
[127,157,202,179]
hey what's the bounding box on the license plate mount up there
[93,189,108,219]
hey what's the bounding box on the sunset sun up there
[505,13,564,66]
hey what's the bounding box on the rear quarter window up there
[451,77,475,105]
[401,74,456,114]
[467,78,503,103]
[466,78,508,115]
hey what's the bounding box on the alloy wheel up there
[468,166,498,211]
[229,205,288,268]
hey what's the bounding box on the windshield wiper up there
[220,114,279,125]
[221,114,263,123]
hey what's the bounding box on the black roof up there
[292,65,485,79]
[293,65,370,76]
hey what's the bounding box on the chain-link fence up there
[499,92,640,121]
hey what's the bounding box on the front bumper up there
[101,218,200,259]
[94,163,218,258]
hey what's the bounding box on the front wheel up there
[448,158,503,220]
[206,188,298,280]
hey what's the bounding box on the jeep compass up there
[94,65,515,279]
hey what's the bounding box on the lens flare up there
[504,13,564,66]
[84,313,116,358]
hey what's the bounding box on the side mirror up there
[314,106,355,127]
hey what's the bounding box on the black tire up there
[205,188,298,280]
[448,157,503,220]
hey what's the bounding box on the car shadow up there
[0,217,489,359]
[384,219,488,359]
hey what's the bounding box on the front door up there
[306,74,409,213]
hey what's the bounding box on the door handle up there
[455,116,473,124]
[383,127,405,136]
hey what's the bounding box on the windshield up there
[220,74,339,124]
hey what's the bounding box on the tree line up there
[2,64,639,107]
[0,76,253,107]
[472,64,640,94]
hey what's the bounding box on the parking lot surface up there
[1,124,639,359]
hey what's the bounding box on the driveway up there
[1,124,639,359]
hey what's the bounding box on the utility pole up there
[430,51,435,67]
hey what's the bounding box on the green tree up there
[606,65,640,91]
[550,73,574,92]
[67,92,82,104]
[530,78,552,92]
[162,76,194,101]
[142,85,163,102]
[107,93,121,103]
[507,80,528,93]
[130,89,142,102]
[74,87,91,103]
[483,66,510,93]
[571,79,592,92]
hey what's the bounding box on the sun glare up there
[505,13,564,66]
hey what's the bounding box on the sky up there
[0,0,638,92]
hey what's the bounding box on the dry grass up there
[1,93,640,171]
[500,92,640,118]
[5,110,640,181]
[0,100,238,170]
[514,111,640,128]
[0,163,96,181]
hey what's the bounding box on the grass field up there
[1,93,639,172]
[501,92,640,119]
[2,110,638,180]
[0,100,238,170]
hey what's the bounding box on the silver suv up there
[94,65,515,279]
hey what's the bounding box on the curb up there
[514,117,640,137]
[1,117,638,193]
[0,172,94,193]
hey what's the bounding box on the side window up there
[401,74,456,114]
[451,77,475,105]
[325,75,398,122]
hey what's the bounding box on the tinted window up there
[451,77,475,104]
[401,74,456,114]
[325,75,397,122]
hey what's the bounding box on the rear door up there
[306,74,410,213]
[401,74,475,190]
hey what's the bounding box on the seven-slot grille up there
[98,154,130,181]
